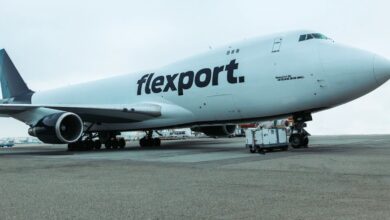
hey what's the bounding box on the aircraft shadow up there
[0,139,240,156]
[0,140,378,157]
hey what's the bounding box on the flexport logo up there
[137,59,245,96]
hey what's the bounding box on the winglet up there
[0,49,34,101]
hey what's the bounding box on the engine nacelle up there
[28,112,84,144]
[192,125,237,137]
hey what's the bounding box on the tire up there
[112,140,119,149]
[289,134,303,148]
[139,138,146,147]
[105,140,112,149]
[249,146,256,153]
[303,136,309,148]
[258,147,266,155]
[86,140,94,150]
[153,138,161,147]
[118,138,126,149]
[94,140,102,150]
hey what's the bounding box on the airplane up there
[0,139,14,148]
[0,30,389,151]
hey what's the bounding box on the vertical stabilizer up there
[0,49,33,101]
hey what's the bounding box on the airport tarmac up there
[0,135,389,220]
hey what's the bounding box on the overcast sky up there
[0,0,389,137]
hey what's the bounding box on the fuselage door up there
[272,37,283,53]
[270,36,325,109]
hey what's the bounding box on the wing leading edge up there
[0,103,162,123]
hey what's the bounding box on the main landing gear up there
[68,132,126,151]
[289,113,312,149]
[139,130,161,147]
[104,135,126,150]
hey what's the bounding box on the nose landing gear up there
[289,113,312,148]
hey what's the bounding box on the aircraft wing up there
[0,103,162,123]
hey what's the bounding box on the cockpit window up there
[299,33,329,42]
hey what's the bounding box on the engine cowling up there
[28,112,84,144]
[192,125,237,137]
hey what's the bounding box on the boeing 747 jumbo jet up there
[0,30,389,151]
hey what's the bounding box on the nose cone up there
[373,55,390,85]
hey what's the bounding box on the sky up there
[0,0,389,137]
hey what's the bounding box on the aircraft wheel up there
[153,138,161,147]
[139,138,146,147]
[118,138,126,149]
[303,136,309,148]
[140,138,154,147]
[289,134,303,148]
[112,139,119,149]
[94,140,102,150]
[85,140,94,150]
[257,147,266,155]
[105,140,112,149]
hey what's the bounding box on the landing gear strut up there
[139,130,161,147]
[67,132,126,151]
[289,113,312,148]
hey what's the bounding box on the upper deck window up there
[299,33,329,42]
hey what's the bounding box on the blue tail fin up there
[0,49,34,102]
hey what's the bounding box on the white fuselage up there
[31,30,390,132]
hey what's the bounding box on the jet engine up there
[192,125,237,137]
[28,112,84,144]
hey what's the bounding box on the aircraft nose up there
[373,55,390,85]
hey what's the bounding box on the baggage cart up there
[245,128,288,153]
